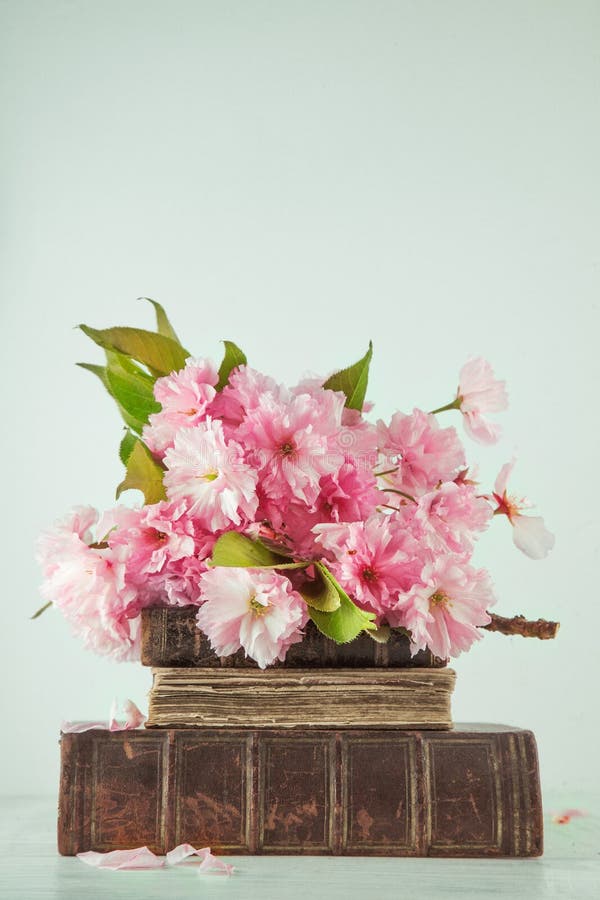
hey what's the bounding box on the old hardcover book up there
[140,606,446,668]
[146,667,456,729]
[58,724,543,857]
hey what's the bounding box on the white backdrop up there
[1,0,598,796]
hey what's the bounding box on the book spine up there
[58,727,542,857]
[140,607,445,669]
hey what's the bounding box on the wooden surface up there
[147,667,456,728]
[2,794,599,899]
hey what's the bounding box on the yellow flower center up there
[430,590,451,609]
[249,595,269,616]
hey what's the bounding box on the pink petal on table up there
[551,808,588,825]
[77,847,164,869]
[165,844,234,875]
[197,850,234,876]
[61,721,107,733]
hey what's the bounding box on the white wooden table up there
[1,795,598,899]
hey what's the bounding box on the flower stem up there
[380,488,417,503]
[430,397,461,415]
[31,600,52,620]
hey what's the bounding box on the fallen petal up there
[551,808,588,825]
[61,721,107,733]
[77,847,164,869]
[197,850,234,876]
[109,698,146,732]
[122,699,146,730]
[165,843,209,866]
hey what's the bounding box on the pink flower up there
[36,507,141,661]
[196,568,308,668]
[314,514,422,617]
[415,481,492,553]
[491,459,554,559]
[456,358,508,444]
[392,554,495,659]
[143,357,218,455]
[163,418,259,530]
[237,392,345,505]
[377,409,465,497]
[209,365,287,429]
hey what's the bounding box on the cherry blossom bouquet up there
[36,301,556,668]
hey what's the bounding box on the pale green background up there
[1,0,598,801]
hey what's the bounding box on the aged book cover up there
[146,667,456,729]
[140,606,447,668]
[58,724,542,857]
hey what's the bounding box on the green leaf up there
[119,430,137,465]
[79,324,190,377]
[77,362,147,434]
[367,624,391,644]
[106,367,161,424]
[308,562,376,643]
[217,340,247,390]
[140,297,181,344]
[76,362,111,392]
[116,439,167,505]
[209,531,307,569]
[323,341,373,411]
[299,567,341,612]
[30,600,52,620]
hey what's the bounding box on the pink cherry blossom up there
[391,554,495,659]
[456,358,508,444]
[236,392,345,505]
[415,481,492,554]
[197,568,308,668]
[209,365,287,429]
[36,508,141,661]
[163,418,259,530]
[143,357,218,455]
[377,409,465,498]
[314,514,422,617]
[491,459,555,559]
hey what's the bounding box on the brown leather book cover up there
[140,606,446,668]
[58,724,542,857]
[146,667,456,729]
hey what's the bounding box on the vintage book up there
[141,606,446,668]
[146,667,456,730]
[58,724,542,857]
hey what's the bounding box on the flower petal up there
[77,847,164,869]
[512,515,555,559]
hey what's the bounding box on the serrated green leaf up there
[299,567,341,612]
[308,562,376,643]
[119,430,137,465]
[77,362,147,434]
[209,531,306,569]
[116,439,167,505]
[367,624,391,644]
[79,324,190,377]
[77,362,111,391]
[106,367,161,424]
[217,340,247,390]
[140,297,181,344]
[323,341,373,411]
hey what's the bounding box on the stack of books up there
[58,607,543,857]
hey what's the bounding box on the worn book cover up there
[146,667,456,729]
[58,724,542,857]
[141,607,447,669]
